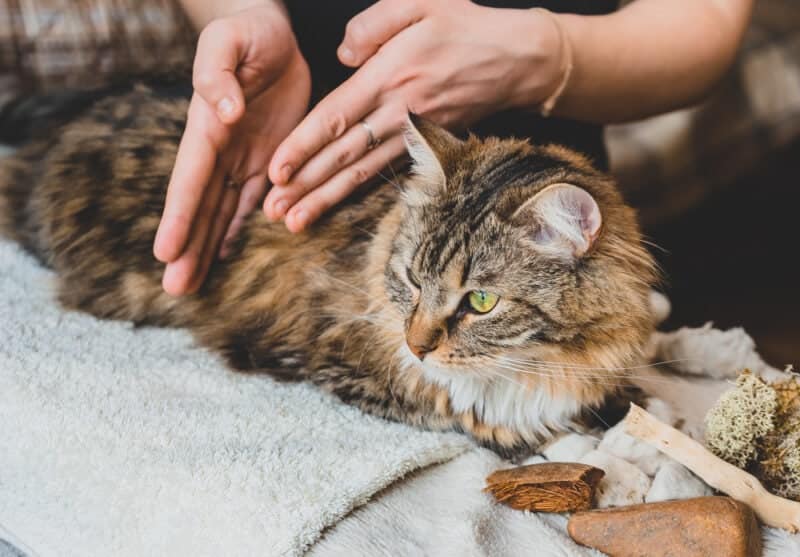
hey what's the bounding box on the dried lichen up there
[704,369,800,501]
[705,371,778,468]
[759,377,800,500]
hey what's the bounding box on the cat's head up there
[384,115,658,397]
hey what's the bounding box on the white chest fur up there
[400,347,584,442]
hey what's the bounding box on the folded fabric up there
[0,239,469,557]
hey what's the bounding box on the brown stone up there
[567,496,762,557]
[485,462,605,513]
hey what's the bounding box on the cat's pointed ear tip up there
[404,112,430,135]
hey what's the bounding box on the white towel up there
[0,240,470,556]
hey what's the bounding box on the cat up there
[0,82,657,457]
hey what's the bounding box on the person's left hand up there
[264,0,567,232]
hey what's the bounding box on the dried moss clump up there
[759,378,800,499]
[704,370,800,501]
[705,371,778,468]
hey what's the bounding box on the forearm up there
[550,0,753,123]
[177,0,284,29]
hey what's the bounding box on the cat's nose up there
[406,312,445,361]
[407,341,436,361]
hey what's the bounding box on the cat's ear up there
[403,113,462,187]
[511,183,602,258]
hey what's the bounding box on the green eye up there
[468,290,499,313]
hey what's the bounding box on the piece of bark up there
[485,462,604,512]
[568,496,762,557]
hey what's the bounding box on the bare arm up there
[549,0,753,123]
[177,0,279,29]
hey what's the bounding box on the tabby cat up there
[0,83,657,456]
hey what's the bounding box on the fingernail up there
[274,199,288,217]
[217,97,235,119]
[280,164,293,183]
[339,46,354,64]
[293,209,309,229]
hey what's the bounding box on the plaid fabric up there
[606,0,800,226]
[0,0,195,108]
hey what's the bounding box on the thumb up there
[192,18,247,125]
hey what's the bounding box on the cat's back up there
[0,81,400,328]
[0,83,211,324]
[1,82,188,271]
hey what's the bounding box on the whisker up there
[353,225,378,239]
[478,354,672,384]
[583,403,611,429]
[480,367,527,389]
[487,360,680,385]
[494,354,693,374]
[377,168,403,191]
[486,362,641,387]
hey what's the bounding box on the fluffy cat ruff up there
[0,83,657,456]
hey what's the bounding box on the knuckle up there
[289,177,309,195]
[280,144,309,168]
[324,111,348,139]
[348,165,370,186]
[410,98,437,119]
[192,70,216,93]
[198,19,231,49]
[336,148,352,166]
[388,109,409,131]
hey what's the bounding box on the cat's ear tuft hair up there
[512,183,602,258]
[403,113,462,188]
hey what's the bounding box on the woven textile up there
[0,0,195,108]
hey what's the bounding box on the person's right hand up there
[153,2,310,296]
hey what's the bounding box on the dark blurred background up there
[605,0,800,368]
[650,138,798,367]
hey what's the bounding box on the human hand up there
[264,0,567,232]
[153,2,310,295]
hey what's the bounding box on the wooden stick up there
[623,403,800,532]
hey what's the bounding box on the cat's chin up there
[396,343,599,441]
[421,358,584,439]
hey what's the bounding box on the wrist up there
[501,8,569,114]
[179,0,286,30]
[535,10,573,117]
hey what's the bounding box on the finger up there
[338,0,425,67]
[284,134,405,233]
[193,18,247,124]
[265,105,401,220]
[187,186,239,294]
[220,174,267,258]
[154,95,226,263]
[268,59,390,186]
[161,165,226,296]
